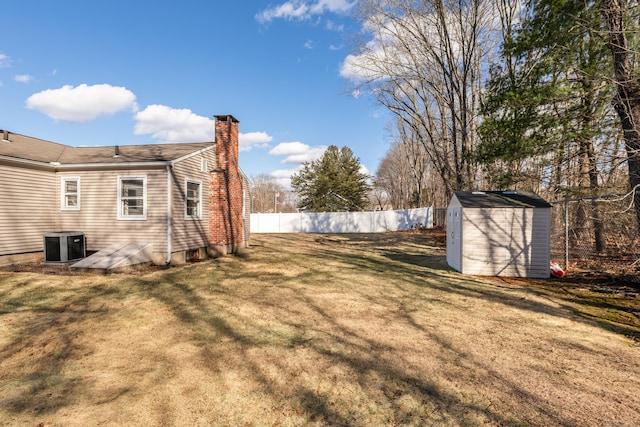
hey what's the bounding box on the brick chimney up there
[214,115,239,173]
[209,115,244,254]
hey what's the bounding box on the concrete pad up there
[71,242,153,271]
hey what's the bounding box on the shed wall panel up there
[460,207,550,278]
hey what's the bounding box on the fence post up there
[371,210,375,233]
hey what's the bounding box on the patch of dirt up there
[0,261,170,276]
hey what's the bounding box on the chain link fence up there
[550,194,640,282]
[433,208,447,228]
[434,196,640,282]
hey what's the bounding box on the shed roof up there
[0,131,214,166]
[453,191,552,208]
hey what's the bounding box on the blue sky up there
[0,0,389,187]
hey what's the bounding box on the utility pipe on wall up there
[166,164,173,264]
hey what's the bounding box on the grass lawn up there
[1,232,639,426]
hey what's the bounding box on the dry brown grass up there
[1,232,639,426]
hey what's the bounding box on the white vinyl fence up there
[250,207,432,233]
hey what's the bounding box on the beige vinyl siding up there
[0,164,57,255]
[56,169,169,255]
[460,207,550,278]
[170,150,216,252]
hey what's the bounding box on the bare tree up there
[601,0,640,228]
[375,142,413,209]
[345,0,495,203]
[376,116,445,209]
[250,174,285,213]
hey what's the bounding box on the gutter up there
[0,155,55,169]
[54,161,170,170]
[0,155,171,170]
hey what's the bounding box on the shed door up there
[446,208,462,271]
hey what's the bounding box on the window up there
[61,177,80,210]
[201,158,208,173]
[118,176,147,220]
[185,179,202,219]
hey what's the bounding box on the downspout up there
[166,164,173,264]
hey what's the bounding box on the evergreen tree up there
[291,145,370,212]
[478,0,614,192]
[478,0,627,249]
[601,0,640,231]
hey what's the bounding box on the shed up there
[446,191,552,278]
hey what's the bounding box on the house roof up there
[0,131,214,166]
[453,191,552,208]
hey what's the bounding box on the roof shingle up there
[0,131,214,165]
[454,191,552,208]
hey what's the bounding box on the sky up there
[0,0,390,188]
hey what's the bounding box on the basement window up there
[61,176,81,210]
[185,179,202,219]
[118,176,147,220]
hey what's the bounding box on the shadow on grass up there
[1,231,637,426]
[324,233,640,341]
[111,254,545,425]
[0,276,124,416]
[383,251,451,271]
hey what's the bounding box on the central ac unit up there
[44,231,86,263]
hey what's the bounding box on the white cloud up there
[134,104,214,143]
[14,74,33,83]
[340,47,386,82]
[325,20,344,32]
[269,141,310,156]
[239,131,273,152]
[269,141,327,164]
[26,84,137,122]
[0,54,11,68]
[310,0,355,14]
[340,5,500,86]
[256,0,356,23]
[304,39,314,49]
[270,167,303,189]
[339,13,427,84]
[256,1,308,22]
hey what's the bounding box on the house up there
[0,114,250,266]
[446,191,552,278]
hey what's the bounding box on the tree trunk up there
[601,0,640,230]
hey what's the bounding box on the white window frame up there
[117,175,147,220]
[61,176,81,211]
[201,158,208,173]
[185,179,202,220]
